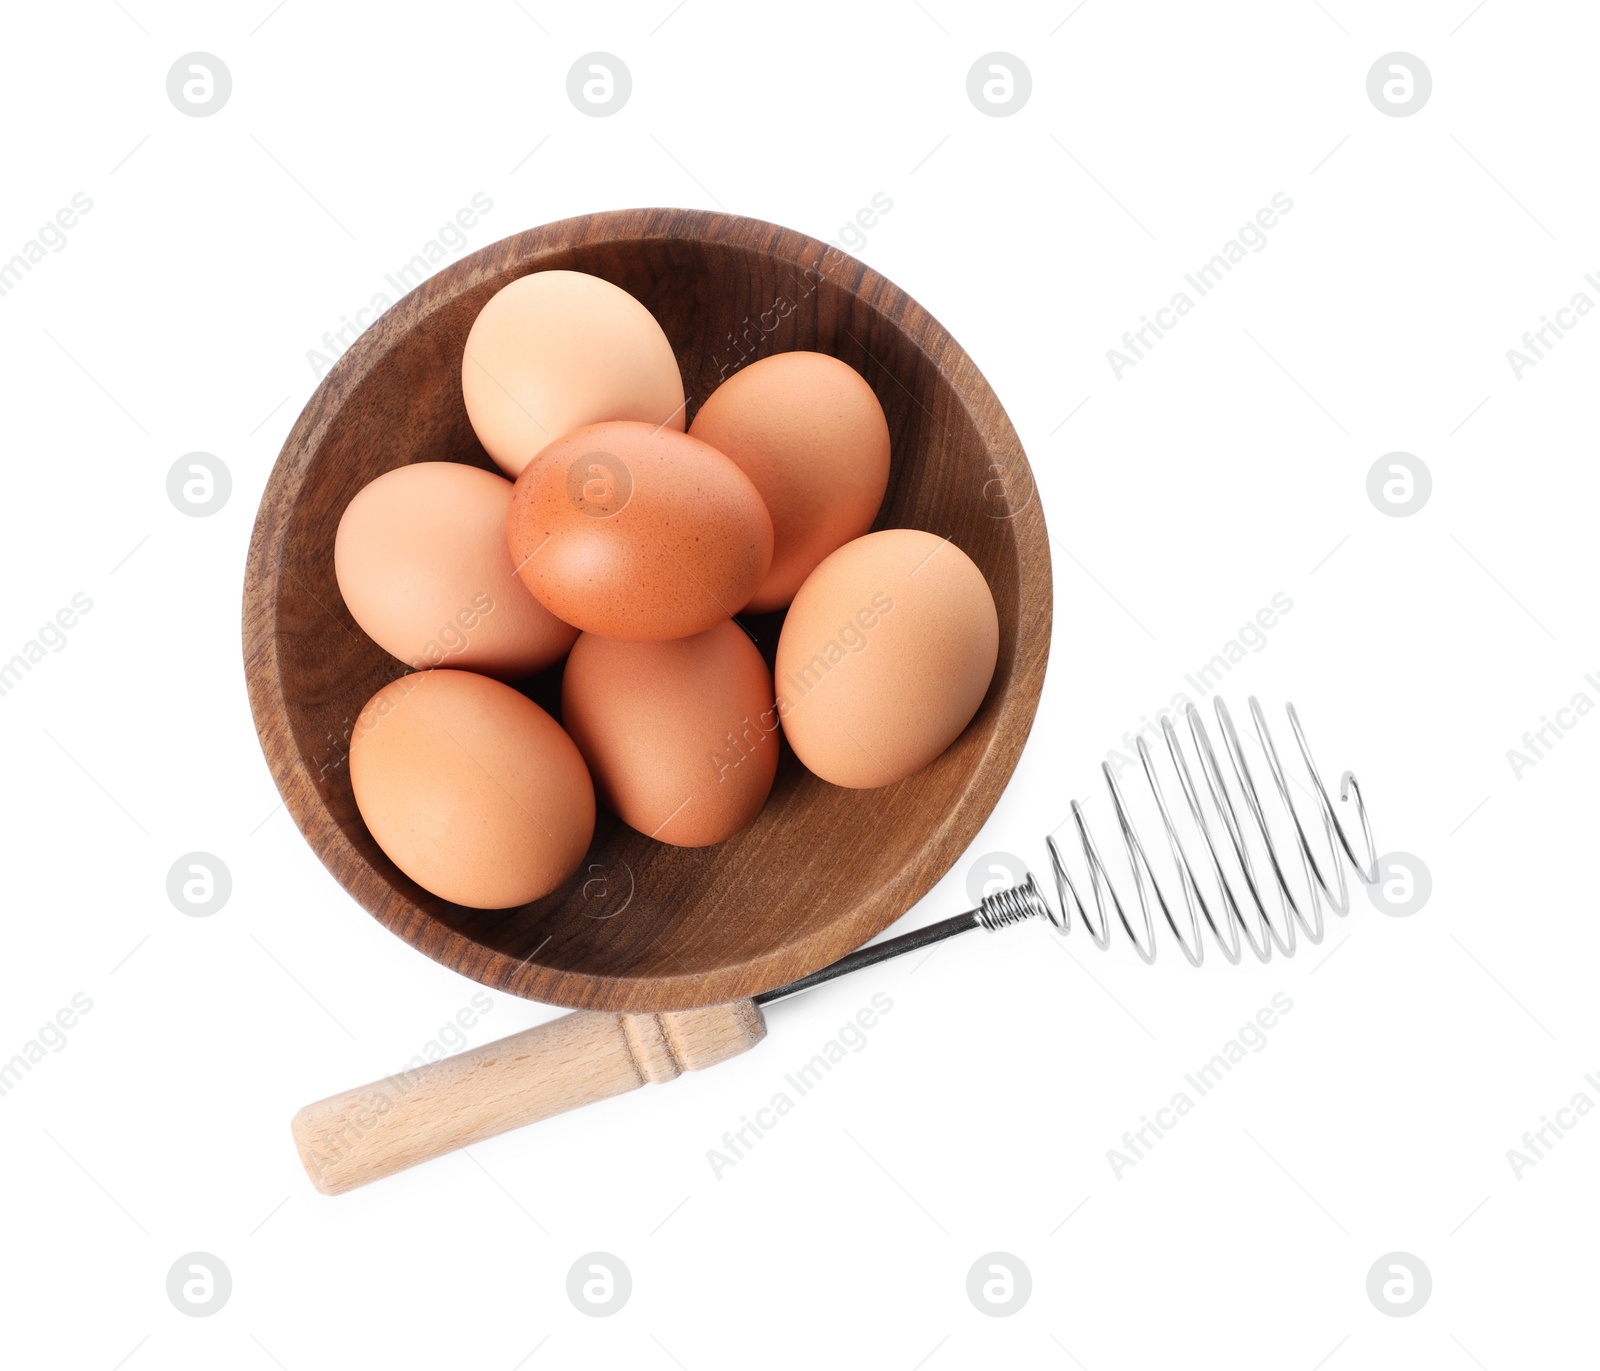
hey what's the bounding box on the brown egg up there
[689,351,890,612]
[507,420,774,640]
[462,270,685,478]
[349,669,594,908]
[775,529,998,788]
[335,462,578,678]
[562,621,779,847]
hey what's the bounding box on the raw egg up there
[349,669,594,908]
[775,529,998,788]
[462,270,686,478]
[506,420,774,640]
[335,462,578,678]
[689,351,890,612]
[562,621,779,847]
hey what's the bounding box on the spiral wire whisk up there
[976,697,1379,965]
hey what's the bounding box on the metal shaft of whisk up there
[753,909,984,1005]
[753,876,1052,1006]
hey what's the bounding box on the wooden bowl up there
[243,208,1051,1013]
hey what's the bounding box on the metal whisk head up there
[1007,697,1378,965]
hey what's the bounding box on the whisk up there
[293,696,1380,1193]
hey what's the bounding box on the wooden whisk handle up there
[291,1001,766,1195]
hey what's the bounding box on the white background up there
[1,1,1595,1367]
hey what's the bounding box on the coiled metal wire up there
[976,699,1378,965]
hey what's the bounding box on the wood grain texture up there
[291,1002,766,1195]
[243,207,1052,1012]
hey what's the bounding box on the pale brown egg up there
[562,621,779,847]
[335,462,578,678]
[506,420,774,640]
[775,529,998,788]
[462,270,685,477]
[689,351,890,612]
[349,669,594,908]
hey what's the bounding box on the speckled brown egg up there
[335,462,578,679]
[462,270,685,478]
[349,669,594,908]
[689,351,890,613]
[562,621,779,847]
[775,529,998,788]
[506,420,774,640]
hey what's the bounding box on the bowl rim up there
[243,206,1052,1012]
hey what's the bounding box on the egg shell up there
[775,529,999,788]
[507,420,775,641]
[335,462,579,679]
[562,621,779,847]
[462,269,686,477]
[689,351,890,613]
[349,669,594,908]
